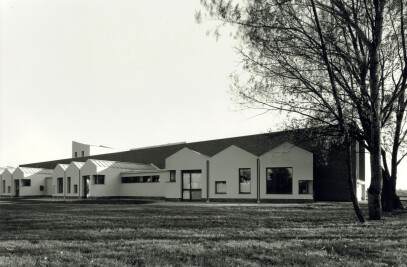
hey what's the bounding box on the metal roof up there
[17,167,53,175]
[70,162,85,169]
[88,159,157,170]
[56,164,69,170]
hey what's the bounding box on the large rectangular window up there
[67,177,71,193]
[21,179,31,187]
[239,168,251,194]
[215,181,226,194]
[170,170,176,182]
[93,175,105,184]
[266,167,293,194]
[299,180,313,194]
[121,176,160,183]
[2,180,5,193]
[57,177,63,193]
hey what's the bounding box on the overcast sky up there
[0,0,279,167]
[1,0,406,189]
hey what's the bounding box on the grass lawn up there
[0,199,406,266]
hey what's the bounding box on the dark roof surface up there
[20,129,317,170]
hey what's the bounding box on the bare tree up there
[199,0,407,219]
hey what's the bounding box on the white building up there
[80,159,158,198]
[52,164,69,198]
[72,141,118,158]
[65,161,85,198]
[165,147,210,201]
[12,167,53,197]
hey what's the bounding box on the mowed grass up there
[0,199,406,266]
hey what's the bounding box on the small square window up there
[170,170,176,182]
[21,179,31,187]
[93,175,105,184]
[299,180,313,194]
[215,181,226,194]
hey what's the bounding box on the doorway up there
[14,180,19,197]
[182,170,202,200]
[83,176,90,199]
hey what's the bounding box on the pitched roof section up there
[20,129,319,169]
[17,167,53,175]
[56,164,69,170]
[88,159,157,170]
[71,162,85,168]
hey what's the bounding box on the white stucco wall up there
[52,165,67,197]
[0,169,14,196]
[165,148,209,200]
[72,141,90,158]
[120,171,168,197]
[13,168,48,197]
[209,145,258,199]
[65,162,83,198]
[259,142,313,200]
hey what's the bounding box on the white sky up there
[1,0,406,189]
[0,0,277,166]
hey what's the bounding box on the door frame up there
[83,176,90,199]
[14,179,19,197]
[181,170,202,201]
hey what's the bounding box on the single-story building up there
[17,129,367,202]
[12,167,53,197]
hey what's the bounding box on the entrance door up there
[182,170,202,200]
[15,180,19,197]
[83,176,90,199]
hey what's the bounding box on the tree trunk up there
[346,139,365,222]
[381,170,404,211]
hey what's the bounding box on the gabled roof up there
[17,167,53,175]
[87,159,157,170]
[20,128,324,169]
[56,164,69,170]
[70,162,85,169]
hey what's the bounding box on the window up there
[8,186,10,193]
[215,181,226,194]
[40,185,44,191]
[152,175,160,182]
[57,178,63,193]
[81,151,85,157]
[67,177,71,193]
[239,168,251,194]
[170,170,176,182]
[93,175,105,184]
[21,179,31,187]
[266,167,293,194]
[74,185,78,193]
[2,180,5,193]
[75,152,77,158]
[299,180,313,194]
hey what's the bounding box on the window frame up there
[239,168,251,194]
[169,170,176,182]
[21,179,31,187]
[57,177,63,193]
[215,181,227,194]
[298,180,313,194]
[67,177,71,193]
[266,167,293,194]
[93,175,105,185]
